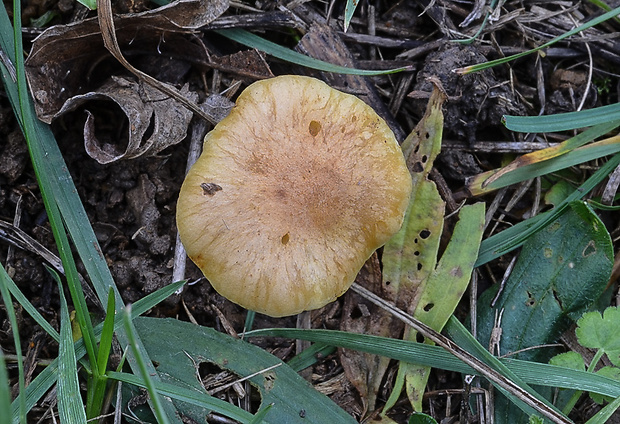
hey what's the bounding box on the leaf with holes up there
[381,83,484,413]
[133,317,356,424]
[476,201,613,423]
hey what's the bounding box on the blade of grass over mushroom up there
[475,152,620,266]
[454,6,620,74]
[215,28,411,75]
[468,129,620,196]
[0,7,182,423]
[503,106,620,133]
[57,280,88,424]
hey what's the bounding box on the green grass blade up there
[123,306,170,424]
[107,371,258,423]
[584,394,620,424]
[10,280,185,423]
[0,7,183,422]
[475,153,620,266]
[0,268,25,424]
[247,328,620,399]
[503,104,620,132]
[97,287,116,373]
[0,349,10,424]
[215,28,411,75]
[57,282,88,424]
[456,6,620,74]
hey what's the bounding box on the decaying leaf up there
[340,254,404,413]
[55,76,196,164]
[25,0,227,123]
[380,81,485,414]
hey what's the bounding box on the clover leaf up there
[575,307,620,367]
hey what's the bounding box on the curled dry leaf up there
[55,77,196,164]
[25,0,228,122]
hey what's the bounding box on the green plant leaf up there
[0,350,10,423]
[549,352,586,372]
[585,392,620,424]
[133,317,357,424]
[503,104,620,133]
[57,282,87,424]
[343,0,359,32]
[409,412,438,424]
[590,367,620,404]
[215,28,410,75]
[576,307,620,366]
[476,201,613,423]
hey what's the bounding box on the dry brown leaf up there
[55,76,196,164]
[25,0,228,123]
[339,254,404,415]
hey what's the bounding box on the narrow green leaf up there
[476,153,620,266]
[585,393,620,424]
[456,6,620,74]
[97,287,116,374]
[503,104,620,132]
[247,327,620,399]
[0,349,10,424]
[0,268,26,424]
[343,0,359,32]
[215,28,411,75]
[123,307,170,424]
[57,283,87,424]
[286,343,335,372]
[469,121,620,195]
[10,280,186,423]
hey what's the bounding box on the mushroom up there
[176,75,412,317]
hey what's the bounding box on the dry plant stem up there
[350,283,572,424]
[172,110,212,285]
[96,0,219,125]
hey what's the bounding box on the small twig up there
[350,283,572,424]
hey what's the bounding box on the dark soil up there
[2,0,620,422]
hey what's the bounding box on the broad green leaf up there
[477,201,613,423]
[409,412,438,424]
[134,317,357,424]
[57,283,87,424]
[576,307,620,366]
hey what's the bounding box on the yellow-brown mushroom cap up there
[176,75,412,317]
